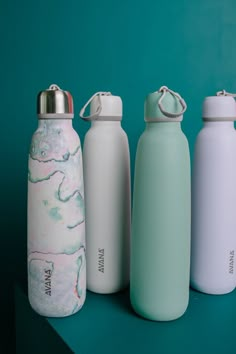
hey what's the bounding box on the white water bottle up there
[80,92,131,294]
[28,85,86,317]
[191,93,236,294]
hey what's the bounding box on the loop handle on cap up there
[216,89,236,97]
[79,92,112,121]
[157,86,187,118]
[49,84,61,91]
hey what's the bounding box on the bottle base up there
[28,295,86,318]
[87,282,129,295]
[130,298,188,322]
[190,281,235,295]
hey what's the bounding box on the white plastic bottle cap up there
[90,95,122,121]
[202,96,236,121]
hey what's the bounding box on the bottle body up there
[191,122,236,294]
[27,119,86,317]
[84,121,131,294]
[130,122,191,321]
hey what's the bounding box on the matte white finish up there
[191,121,236,294]
[90,95,122,120]
[203,96,236,120]
[84,121,131,294]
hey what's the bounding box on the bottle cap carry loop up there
[80,92,112,121]
[157,86,187,118]
[48,84,61,91]
[216,89,236,98]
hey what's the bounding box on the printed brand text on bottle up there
[98,248,104,273]
[229,250,234,274]
[45,269,52,296]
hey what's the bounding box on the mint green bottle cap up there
[144,86,187,122]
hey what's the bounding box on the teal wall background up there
[1,0,236,351]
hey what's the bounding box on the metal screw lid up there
[37,84,74,119]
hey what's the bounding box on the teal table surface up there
[15,283,236,354]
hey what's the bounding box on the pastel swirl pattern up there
[28,120,86,317]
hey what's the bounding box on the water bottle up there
[191,92,236,294]
[130,86,191,321]
[28,84,86,317]
[80,92,131,294]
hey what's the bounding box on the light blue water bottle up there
[130,86,191,321]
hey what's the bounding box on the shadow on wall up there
[2,169,28,353]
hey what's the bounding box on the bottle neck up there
[38,119,73,128]
[203,121,235,129]
[145,122,181,131]
[91,120,121,128]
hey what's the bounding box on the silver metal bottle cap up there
[37,84,74,119]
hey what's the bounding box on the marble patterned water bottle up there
[27,84,86,317]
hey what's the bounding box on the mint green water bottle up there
[130,86,191,321]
